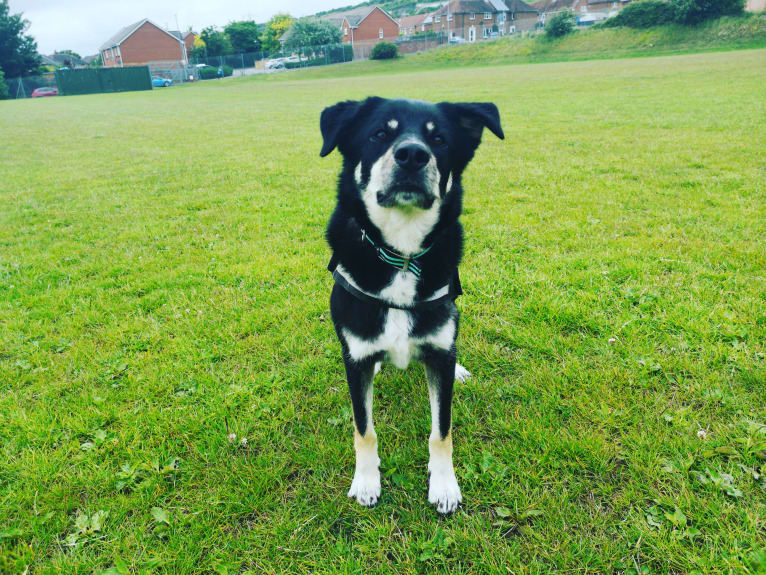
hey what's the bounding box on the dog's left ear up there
[320,100,362,157]
[438,102,505,142]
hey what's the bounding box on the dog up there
[320,97,503,514]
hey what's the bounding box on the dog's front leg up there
[343,354,381,507]
[424,350,462,514]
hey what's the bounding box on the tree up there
[88,54,103,68]
[283,19,342,50]
[0,67,8,100]
[225,20,262,53]
[545,10,575,38]
[672,0,744,24]
[0,0,41,78]
[262,13,294,52]
[189,36,207,60]
[370,42,398,60]
[58,49,82,60]
[602,0,677,27]
[200,26,232,57]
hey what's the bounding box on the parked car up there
[449,36,467,44]
[31,87,59,98]
[265,58,285,71]
[152,76,173,87]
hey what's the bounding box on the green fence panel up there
[55,67,152,96]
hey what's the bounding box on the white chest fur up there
[342,309,456,370]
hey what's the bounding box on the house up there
[532,0,629,24]
[746,0,765,11]
[398,13,428,35]
[326,6,400,46]
[183,32,197,54]
[100,19,187,68]
[425,0,538,41]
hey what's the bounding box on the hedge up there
[370,42,398,60]
[198,65,233,79]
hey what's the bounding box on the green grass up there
[1,47,765,574]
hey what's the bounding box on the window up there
[448,14,453,21]
[344,27,348,36]
[510,25,516,33]
[484,12,492,19]
[581,5,587,11]
[470,12,476,19]
[483,27,490,37]
[379,28,384,38]
[435,15,441,22]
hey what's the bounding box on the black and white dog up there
[320,97,503,514]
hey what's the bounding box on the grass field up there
[1,48,765,574]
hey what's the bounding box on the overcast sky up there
[9,0,345,56]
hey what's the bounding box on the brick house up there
[426,0,538,41]
[327,6,400,45]
[100,19,188,68]
[398,13,428,36]
[183,32,197,54]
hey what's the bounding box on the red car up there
[31,87,59,98]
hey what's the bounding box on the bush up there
[603,0,678,27]
[370,42,398,60]
[0,69,8,100]
[198,65,233,79]
[546,10,576,38]
[672,0,745,24]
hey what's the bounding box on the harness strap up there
[330,264,461,310]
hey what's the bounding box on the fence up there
[55,67,152,96]
[4,73,57,99]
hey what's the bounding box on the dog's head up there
[320,98,503,213]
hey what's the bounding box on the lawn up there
[1,48,765,574]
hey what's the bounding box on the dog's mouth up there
[376,181,434,210]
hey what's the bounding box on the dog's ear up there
[438,102,505,142]
[319,100,362,157]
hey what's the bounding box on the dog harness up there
[328,228,462,311]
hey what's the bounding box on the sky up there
[9,0,345,56]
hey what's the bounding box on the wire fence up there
[2,33,458,98]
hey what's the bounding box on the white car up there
[265,58,285,71]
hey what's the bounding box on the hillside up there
[257,14,766,80]
[314,0,439,18]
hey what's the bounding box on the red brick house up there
[425,0,538,41]
[183,32,197,54]
[100,19,188,68]
[329,6,400,45]
[398,13,428,36]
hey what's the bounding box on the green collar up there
[361,228,432,277]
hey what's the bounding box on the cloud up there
[9,0,342,55]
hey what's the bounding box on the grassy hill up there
[262,13,766,81]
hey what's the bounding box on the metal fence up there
[4,73,57,99]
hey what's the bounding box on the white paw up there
[454,363,471,383]
[374,361,382,375]
[348,468,381,507]
[428,470,462,514]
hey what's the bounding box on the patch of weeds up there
[65,510,109,547]
[644,502,700,540]
[492,506,544,537]
[417,527,453,563]
[691,469,743,498]
[150,507,171,539]
[114,457,181,492]
[80,429,108,452]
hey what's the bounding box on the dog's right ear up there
[320,100,361,157]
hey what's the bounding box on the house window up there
[344,27,348,36]
[581,5,587,11]
[379,28,384,38]
[448,14,453,21]
[510,25,516,33]
[470,12,476,19]
[435,15,441,22]
[483,27,490,37]
[484,12,492,19]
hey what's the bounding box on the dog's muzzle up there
[376,141,436,209]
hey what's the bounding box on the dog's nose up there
[394,142,430,172]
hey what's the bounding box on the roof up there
[503,0,539,12]
[398,13,428,27]
[324,5,399,29]
[169,30,183,41]
[100,18,184,51]
[530,0,574,11]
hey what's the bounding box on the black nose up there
[394,142,430,172]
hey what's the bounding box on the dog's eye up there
[431,134,446,145]
[372,129,388,141]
